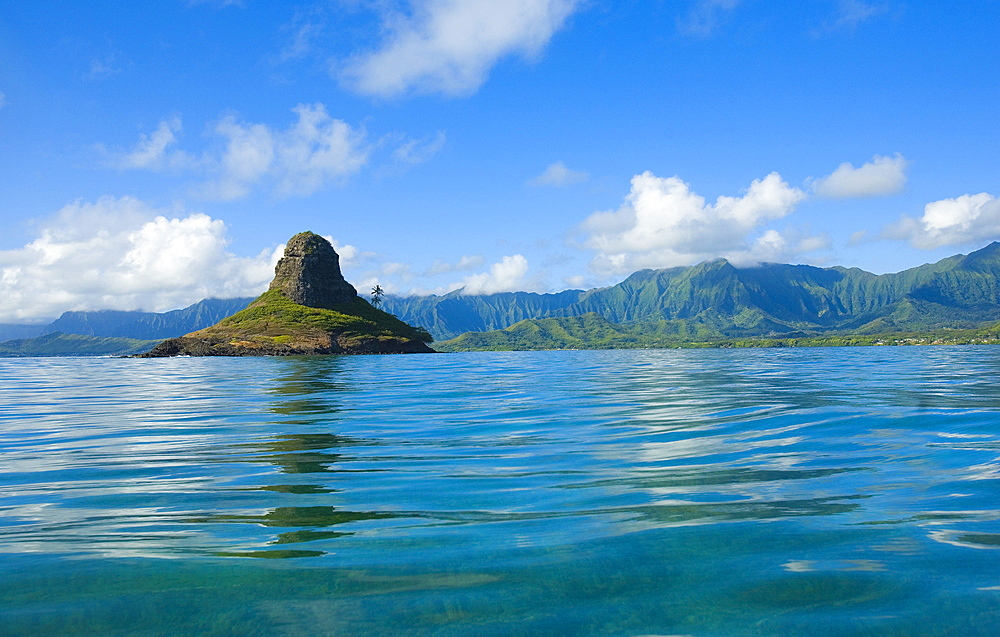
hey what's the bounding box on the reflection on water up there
[2,348,1000,634]
[190,505,400,549]
[250,433,359,474]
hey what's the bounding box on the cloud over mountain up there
[459,254,530,294]
[885,192,1000,249]
[0,197,279,321]
[580,171,814,275]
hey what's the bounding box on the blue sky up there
[0,0,997,322]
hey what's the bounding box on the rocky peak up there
[268,231,358,308]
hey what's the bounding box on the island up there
[138,232,434,356]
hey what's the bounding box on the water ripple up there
[3,348,1000,634]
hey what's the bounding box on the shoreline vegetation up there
[3,318,999,356]
[434,313,1000,352]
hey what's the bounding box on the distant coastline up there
[6,240,1000,356]
[434,315,1000,352]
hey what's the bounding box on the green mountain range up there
[5,242,1000,355]
[0,332,160,357]
[0,297,254,342]
[435,313,1000,352]
[386,242,1000,341]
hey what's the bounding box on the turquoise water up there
[2,347,1000,636]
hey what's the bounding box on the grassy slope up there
[188,290,433,348]
[0,332,161,357]
[435,313,1000,352]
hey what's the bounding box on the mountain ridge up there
[0,297,256,342]
[384,241,1000,339]
[4,242,1000,350]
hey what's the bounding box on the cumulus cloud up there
[114,104,370,200]
[0,197,280,322]
[883,193,1000,250]
[458,254,530,294]
[579,171,813,275]
[812,153,909,199]
[213,103,369,199]
[328,239,360,265]
[530,161,589,187]
[339,0,582,97]
[677,0,741,36]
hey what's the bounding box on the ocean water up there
[2,347,1000,636]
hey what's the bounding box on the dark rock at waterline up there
[140,334,434,357]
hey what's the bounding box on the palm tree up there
[370,284,384,308]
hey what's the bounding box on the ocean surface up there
[2,347,1000,636]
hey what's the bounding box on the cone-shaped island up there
[139,232,435,356]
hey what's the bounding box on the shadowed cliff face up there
[269,232,358,308]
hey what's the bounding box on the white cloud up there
[848,229,869,245]
[0,197,279,322]
[424,255,486,276]
[273,104,370,197]
[200,104,370,200]
[208,117,274,200]
[107,105,450,200]
[677,0,741,36]
[277,10,326,62]
[0,92,6,109]
[580,171,813,275]
[812,153,909,199]
[826,0,889,31]
[458,254,530,294]
[530,160,589,187]
[110,117,194,170]
[391,131,447,165]
[339,0,582,97]
[356,261,417,296]
[884,193,1000,250]
[328,239,359,264]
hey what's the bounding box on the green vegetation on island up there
[154,289,433,355]
[139,232,435,357]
